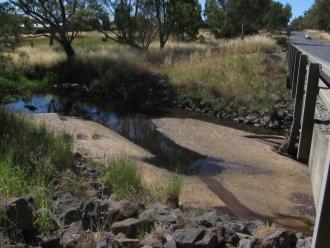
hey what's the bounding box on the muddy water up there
[2,94,313,233]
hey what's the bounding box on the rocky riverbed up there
[0,159,312,248]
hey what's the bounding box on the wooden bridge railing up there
[286,42,330,248]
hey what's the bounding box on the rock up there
[217,219,263,235]
[252,228,297,248]
[60,221,84,248]
[37,233,60,248]
[139,204,177,225]
[164,235,177,248]
[111,218,154,238]
[238,239,253,248]
[194,211,220,228]
[115,238,141,248]
[173,228,217,248]
[55,193,83,226]
[140,237,164,248]
[97,186,112,199]
[296,237,312,248]
[82,201,101,231]
[5,197,35,233]
[113,200,144,222]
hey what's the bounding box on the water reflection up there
[1,94,256,175]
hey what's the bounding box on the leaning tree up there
[9,0,91,58]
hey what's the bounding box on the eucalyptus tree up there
[9,0,92,58]
[98,0,158,50]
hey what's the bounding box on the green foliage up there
[264,2,292,31]
[275,36,288,48]
[172,0,203,41]
[204,0,291,38]
[102,158,143,200]
[291,0,330,31]
[165,174,182,200]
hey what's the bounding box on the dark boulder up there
[111,218,154,238]
[173,228,217,248]
[55,193,83,226]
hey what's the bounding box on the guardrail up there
[286,42,330,248]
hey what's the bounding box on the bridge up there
[286,31,330,248]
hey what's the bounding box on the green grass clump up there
[102,158,143,200]
[151,173,182,207]
[0,110,73,232]
[165,174,182,201]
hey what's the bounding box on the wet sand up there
[33,113,315,232]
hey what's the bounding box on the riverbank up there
[1,34,291,130]
[0,106,314,247]
[33,112,315,228]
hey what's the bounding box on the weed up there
[102,158,144,200]
[0,110,73,233]
[151,173,182,207]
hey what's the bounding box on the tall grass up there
[0,110,73,231]
[102,157,144,200]
[5,33,286,112]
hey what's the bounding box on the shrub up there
[275,36,288,48]
[102,158,143,200]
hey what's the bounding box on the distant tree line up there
[290,0,330,31]
[204,0,291,39]
[1,0,292,59]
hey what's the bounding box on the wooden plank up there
[291,50,301,98]
[287,54,308,155]
[297,63,320,162]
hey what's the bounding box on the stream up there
[1,94,313,234]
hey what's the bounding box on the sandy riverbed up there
[33,113,315,231]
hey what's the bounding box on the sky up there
[199,0,315,20]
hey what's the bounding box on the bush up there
[275,36,288,48]
[102,158,144,200]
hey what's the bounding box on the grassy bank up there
[3,33,288,115]
[0,110,72,233]
[305,29,330,43]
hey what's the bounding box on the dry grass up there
[7,34,284,111]
[221,35,280,54]
[305,29,330,43]
[10,46,66,69]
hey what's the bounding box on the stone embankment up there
[0,157,311,248]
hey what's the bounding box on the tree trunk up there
[241,23,245,40]
[49,37,54,46]
[61,41,76,58]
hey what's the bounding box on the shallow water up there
[2,94,276,174]
[1,94,313,233]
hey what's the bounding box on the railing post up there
[286,44,293,89]
[291,51,302,98]
[297,63,320,162]
[287,54,308,155]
